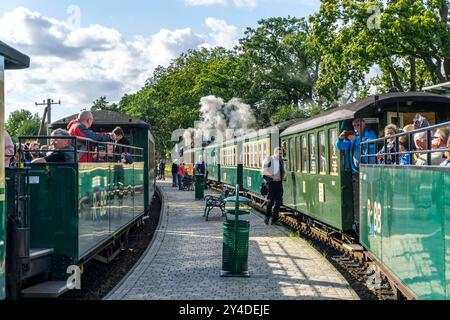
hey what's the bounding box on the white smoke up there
[197,95,256,143]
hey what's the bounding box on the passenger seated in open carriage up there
[376,124,398,164]
[31,129,75,164]
[415,127,449,166]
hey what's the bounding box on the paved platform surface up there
[106,181,359,300]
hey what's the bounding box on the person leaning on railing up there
[32,129,75,164]
[67,110,115,162]
[112,127,132,164]
[415,127,449,166]
[441,136,450,167]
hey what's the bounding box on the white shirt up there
[262,155,281,179]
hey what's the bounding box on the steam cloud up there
[197,95,256,143]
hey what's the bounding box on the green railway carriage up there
[360,122,450,300]
[204,143,220,182]
[2,111,156,298]
[281,92,450,232]
[220,140,243,189]
[0,42,30,300]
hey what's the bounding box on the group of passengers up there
[376,116,450,167]
[4,111,134,166]
[337,113,450,170]
[4,134,53,167]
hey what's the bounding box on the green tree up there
[6,109,41,142]
[91,96,119,112]
[311,0,450,97]
[239,17,326,125]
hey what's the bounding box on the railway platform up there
[106,181,359,300]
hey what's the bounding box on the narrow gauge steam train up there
[0,42,156,299]
[181,91,450,300]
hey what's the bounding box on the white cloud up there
[203,18,239,49]
[184,0,258,8]
[1,7,207,120]
[184,0,227,6]
[233,0,258,8]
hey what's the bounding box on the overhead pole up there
[35,99,61,136]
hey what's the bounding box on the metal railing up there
[12,135,144,165]
[361,121,450,166]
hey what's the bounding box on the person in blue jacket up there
[336,118,377,172]
[336,118,377,231]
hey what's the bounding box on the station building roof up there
[0,40,30,70]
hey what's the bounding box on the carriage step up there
[27,248,54,279]
[30,248,54,260]
[21,281,69,298]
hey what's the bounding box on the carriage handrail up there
[16,135,144,164]
[18,135,144,152]
[360,120,450,165]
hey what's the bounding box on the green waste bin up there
[220,186,251,277]
[222,219,250,276]
[195,174,205,200]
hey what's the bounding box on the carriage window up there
[289,138,295,172]
[301,136,307,173]
[253,142,258,168]
[258,142,262,168]
[309,134,317,174]
[250,143,255,168]
[318,131,326,175]
[263,141,268,161]
[244,144,247,167]
[295,137,300,173]
[329,129,339,176]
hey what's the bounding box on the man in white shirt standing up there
[262,147,286,226]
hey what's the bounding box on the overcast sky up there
[1,0,321,121]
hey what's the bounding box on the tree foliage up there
[311,0,450,97]
[6,109,41,142]
[91,96,119,112]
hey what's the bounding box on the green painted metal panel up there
[79,164,111,258]
[221,166,237,186]
[208,164,220,182]
[221,165,243,189]
[361,166,449,300]
[205,145,220,182]
[134,162,145,216]
[29,165,79,276]
[243,168,264,195]
[446,173,450,299]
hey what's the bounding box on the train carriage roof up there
[51,110,150,130]
[423,82,450,95]
[281,92,450,137]
[0,40,30,70]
